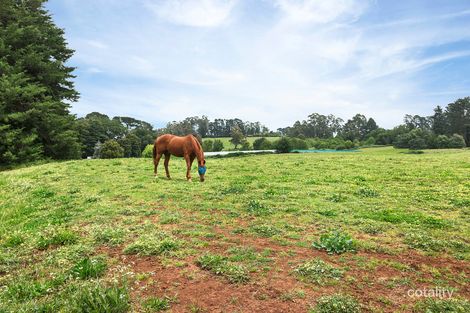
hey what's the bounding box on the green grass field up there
[0,147,469,312]
[202,136,279,150]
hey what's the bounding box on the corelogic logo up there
[407,287,454,299]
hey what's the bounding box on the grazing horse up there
[153,134,206,182]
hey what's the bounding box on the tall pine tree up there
[0,0,81,164]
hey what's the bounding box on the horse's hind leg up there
[154,152,162,177]
[164,153,171,179]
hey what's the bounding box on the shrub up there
[435,135,450,148]
[212,139,224,152]
[448,134,466,148]
[409,137,427,150]
[336,140,355,150]
[275,137,291,153]
[72,284,130,313]
[70,257,107,279]
[363,137,376,146]
[293,259,343,284]
[394,129,432,149]
[141,144,154,158]
[100,140,124,159]
[312,294,361,313]
[312,230,356,254]
[240,139,251,150]
[253,137,272,150]
[202,140,213,152]
[289,137,308,150]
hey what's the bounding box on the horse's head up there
[197,159,206,182]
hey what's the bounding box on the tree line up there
[1,1,468,165]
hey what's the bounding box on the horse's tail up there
[152,142,157,159]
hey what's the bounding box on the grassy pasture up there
[202,136,280,150]
[0,147,469,312]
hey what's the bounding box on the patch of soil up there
[97,218,469,312]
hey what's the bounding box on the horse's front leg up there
[154,153,162,177]
[184,155,192,182]
[164,153,171,179]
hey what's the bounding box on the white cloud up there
[85,40,108,49]
[274,0,368,24]
[145,0,237,27]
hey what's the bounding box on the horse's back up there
[155,134,192,156]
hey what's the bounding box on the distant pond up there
[291,149,360,153]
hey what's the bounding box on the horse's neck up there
[192,137,204,162]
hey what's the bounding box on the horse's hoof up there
[187,178,192,182]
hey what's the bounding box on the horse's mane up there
[190,135,204,157]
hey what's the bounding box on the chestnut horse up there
[153,134,206,182]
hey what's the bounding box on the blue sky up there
[46,0,470,129]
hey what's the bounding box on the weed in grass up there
[293,259,344,285]
[0,251,18,273]
[72,283,130,313]
[360,223,385,235]
[124,232,181,256]
[412,298,470,313]
[362,209,448,229]
[196,253,249,283]
[159,212,181,224]
[328,193,347,203]
[94,227,126,246]
[280,289,306,302]
[313,230,356,254]
[250,224,281,237]
[36,228,78,250]
[3,279,49,301]
[31,186,55,199]
[70,257,107,279]
[142,296,171,311]
[450,198,470,208]
[311,294,361,313]
[356,187,379,198]
[188,303,206,313]
[246,200,273,216]
[317,209,338,217]
[221,183,246,195]
[2,233,24,247]
[227,246,272,266]
[404,232,445,252]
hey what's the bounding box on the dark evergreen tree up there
[0,0,81,164]
[445,97,470,146]
[431,105,448,135]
